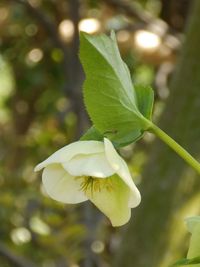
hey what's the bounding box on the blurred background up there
[0,0,200,267]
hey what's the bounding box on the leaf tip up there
[110,30,116,41]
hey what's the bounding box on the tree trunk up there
[114,0,200,266]
[160,0,192,31]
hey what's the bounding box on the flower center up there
[77,176,114,195]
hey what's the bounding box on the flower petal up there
[62,153,114,178]
[34,141,104,172]
[42,164,88,203]
[86,175,131,227]
[185,216,200,234]
[104,138,141,208]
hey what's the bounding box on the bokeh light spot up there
[58,20,74,42]
[91,240,105,254]
[135,30,161,51]
[11,227,31,245]
[79,18,100,34]
[26,48,43,65]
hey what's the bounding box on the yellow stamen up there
[77,176,114,196]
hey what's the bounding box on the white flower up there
[34,138,141,226]
[185,216,200,260]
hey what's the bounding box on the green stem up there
[149,123,200,175]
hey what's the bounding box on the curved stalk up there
[148,123,200,175]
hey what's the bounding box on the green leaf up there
[80,126,103,141]
[112,130,144,147]
[135,85,154,120]
[81,85,154,147]
[170,256,200,266]
[80,126,143,147]
[79,32,150,146]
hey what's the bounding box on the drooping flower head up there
[35,138,141,226]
